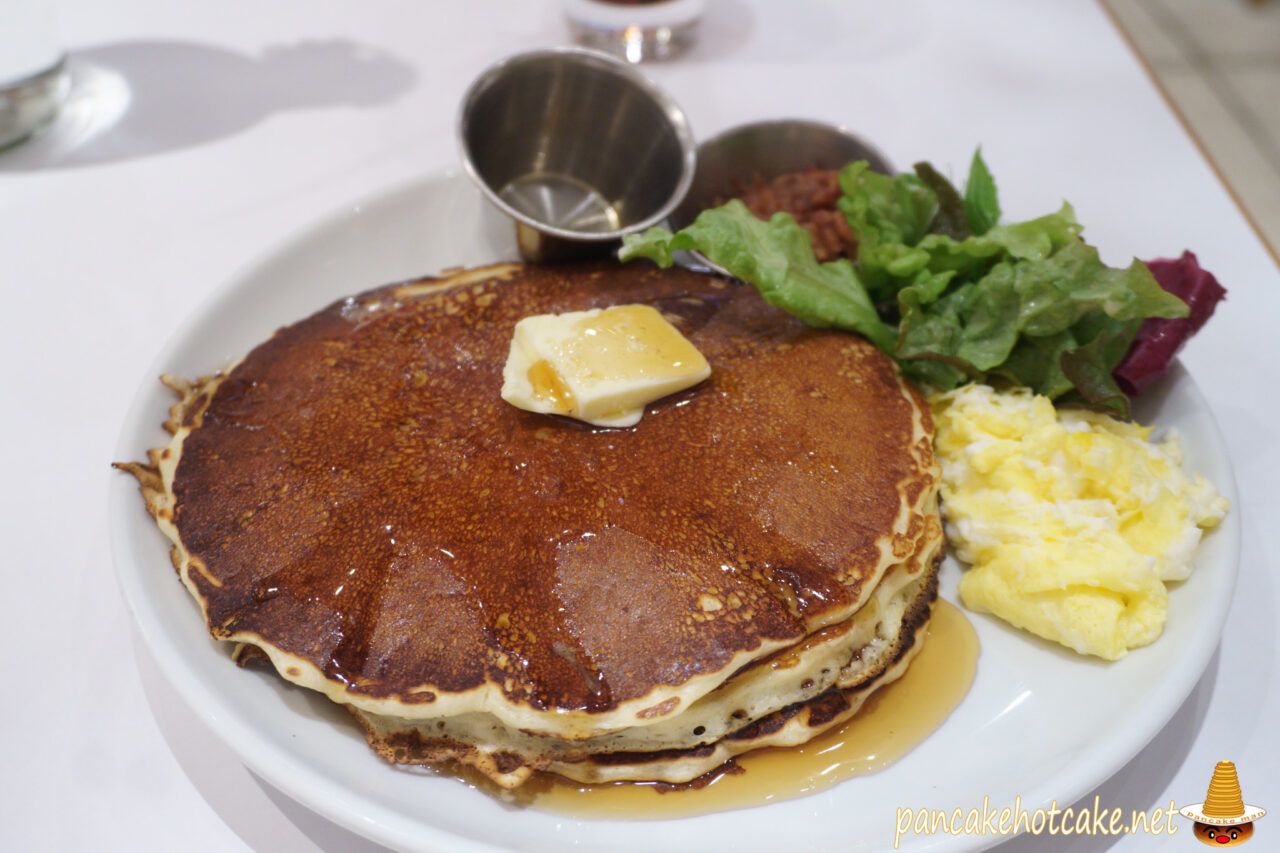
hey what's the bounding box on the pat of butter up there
[501,305,710,428]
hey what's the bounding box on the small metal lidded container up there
[563,0,704,64]
[458,47,696,263]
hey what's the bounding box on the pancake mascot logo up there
[1180,761,1266,846]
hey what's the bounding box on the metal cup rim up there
[457,46,697,243]
[695,118,891,167]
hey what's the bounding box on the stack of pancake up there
[118,261,943,789]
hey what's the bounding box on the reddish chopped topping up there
[728,169,857,262]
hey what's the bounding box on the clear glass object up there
[564,0,704,63]
[0,0,69,150]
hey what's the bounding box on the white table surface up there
[4,1,1277,851]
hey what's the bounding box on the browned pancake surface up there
[171,262,931,716]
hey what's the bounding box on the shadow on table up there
[0,39,415,172]
[987,647,1221,853]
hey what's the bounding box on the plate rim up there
[110,168,516,853]
[109,169,1242,853]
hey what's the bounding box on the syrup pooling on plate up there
[522,601,978,818]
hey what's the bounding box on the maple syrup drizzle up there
[527,359,576,412]
[567,304,706,379]
[523,600,978,819]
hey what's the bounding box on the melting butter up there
[501,305,710,427]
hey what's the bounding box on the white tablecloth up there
[4,1,1276,850]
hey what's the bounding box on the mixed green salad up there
[620,151,1216,418]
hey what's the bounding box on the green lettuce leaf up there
[913,161,970,240]
[964,148,1001,235]
[836,162,938,301]
[1009,242,1187,337]
[1058,313,1144,417]
[618,150,1190,414]
[892,241,1186,404]
[619,201,897,352]
[837,161,937,249]
[994,329,1079,400]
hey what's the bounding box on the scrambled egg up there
[931,384,1228,660]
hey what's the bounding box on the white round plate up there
[110,170,1241,853]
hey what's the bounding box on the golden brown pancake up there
[118,260,942,782]
[543,565,939,786]
[349,543,940,787]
